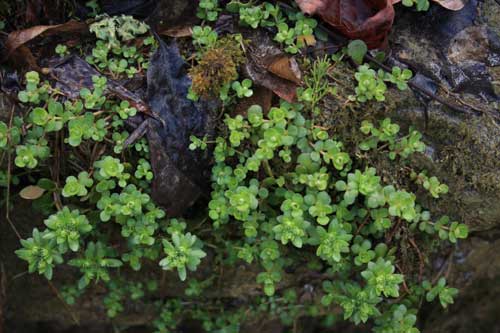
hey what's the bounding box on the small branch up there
[432,250,454,285]
[49,132,63,211]
[123,119,149,148]
[355,215,370,236]
[408,237,425,282]
[5,106,22,241]
[263,160,275,179]
[395,263,411,294]
[364,54,473,115]
[47,280,80,326]
[386,218,402,243]
[0,263,6,333]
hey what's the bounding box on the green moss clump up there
[189,36,246,98]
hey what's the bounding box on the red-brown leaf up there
[296,0,395,49]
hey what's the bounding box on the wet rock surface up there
[380,1,500,232]
[388,2,500,332]
[146,38,214,217]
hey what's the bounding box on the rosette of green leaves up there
[159,232,206,281]
[351,236,376,266]
[384,66,413,90]
[62,171,94,197]
[44,207,92,252]
[135,158,153,181]
[226,182,259,220]
[422,277,458,308]
[373,304,419,333]
[97,156,124,178]
[256,267,282,296]
[316,221,353,262]
[15,143,50,169]
[29,99,68,133]
[335,168,381,205]
[113,100,137,120]
[361,258,404,298]
[197,0,221,21]
[324,281,382,325]
[15,228,64,279]
[67,112,107,147]
[354,65,387,102]
[69,241,123,289]
[18,71,49,104]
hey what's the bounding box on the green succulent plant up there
[69,241,123,289]
[10,2,469,331]
[44,207,92,252]
[159,232,207,281]
[197,0,221,21]
[62,172,94,197]
[15,228,64,279]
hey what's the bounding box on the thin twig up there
[0,263,6,333]
[432,250,454,285]
[5,106,22,240]
[47,280,80,326]
[263,160,275,179]
[50,131,63,211]
[364,54,474,115]
[386,218,402,243]
[355,215,370,236]
[123,119,149,148]
[395,263,411,294]
[408,237,425,282]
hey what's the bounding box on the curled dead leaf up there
[20,185,45,200]
[244,31,301,103]
[4,20,88,59]
[266,55,303,85]
[296,0,395,49]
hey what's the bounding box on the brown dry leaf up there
[392,0,465,10]
[266,55,303,85]
[245,32,301,102]
[297,34,317,47]
[20,185,45,200]
[5,20,88,58]
[13,45,41,70]
[160,25,193,38]
[233,86,274,117]
[296,0,395,49]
